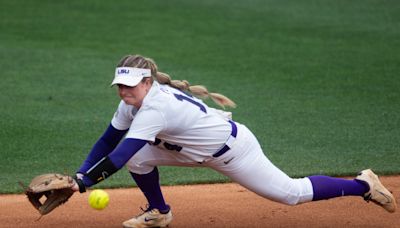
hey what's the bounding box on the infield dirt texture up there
[1,178,399,227]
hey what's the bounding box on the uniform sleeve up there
[111,100,135,130]
[125,108,165,142]
[81,138,147,187]
[77,124,127,174]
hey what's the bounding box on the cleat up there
[356,169,397,213]
[123,208,173,228]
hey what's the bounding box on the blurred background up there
[1,0,399,193]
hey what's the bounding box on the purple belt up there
[213,120,237,157]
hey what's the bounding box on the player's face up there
[117,79,152,108]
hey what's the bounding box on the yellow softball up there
[88,189,109,210]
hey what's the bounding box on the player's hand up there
[72,173,86,193]
[71,179,80,192]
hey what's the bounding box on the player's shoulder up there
[155,82,176,98]
[116,100,139,117]
[142,82,175,108]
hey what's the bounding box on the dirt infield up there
[1,176,398,228]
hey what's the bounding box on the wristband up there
[86,156,118,184]
[73,174,86,193]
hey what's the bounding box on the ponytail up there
[155,72,236,108]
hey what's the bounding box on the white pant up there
[126,123,314,205]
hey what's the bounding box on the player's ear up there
[144,77,153,86]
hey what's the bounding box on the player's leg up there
[208,133,314,205]
[308,175,367,201]
[207,123,396,212]
[207,123,314,204]
[309,170,396,212]
[123,144,203,228]
[126,142,203,208]
[130,167,170,212]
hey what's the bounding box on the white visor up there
[111,67,152,87]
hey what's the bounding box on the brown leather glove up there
[24,173,75,215]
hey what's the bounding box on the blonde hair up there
[117,55,236,108]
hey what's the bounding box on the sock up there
[308,175,369,201]
[130,167,170,212]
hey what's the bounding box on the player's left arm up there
[74,138,147,192]
[77,124,128,175]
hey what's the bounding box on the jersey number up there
[173,93,207,113]
[153,138,182,152]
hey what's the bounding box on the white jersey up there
[112,82,314,207]
[111,81,233,161]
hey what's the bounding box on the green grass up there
[1,0,399,193]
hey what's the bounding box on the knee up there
[278,193,305,206]
[126,161,154,175]
[281,196,301,206]
[278,178,314,206]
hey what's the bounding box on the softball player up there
[72,55,396,228]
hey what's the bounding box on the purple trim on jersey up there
[81,138,147,187]
[109,138,147,168]
[78,124,127,174]
[308,175,369,201]
[130,168,170,212]
[213,120,237,157]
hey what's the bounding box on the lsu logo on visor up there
[117,69,130,74]
[115,67,151,77]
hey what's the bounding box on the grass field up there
[1,0,399,193]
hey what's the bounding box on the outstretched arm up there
[77,123,128,174]
[73,138,147,192]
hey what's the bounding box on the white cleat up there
[122,208,173,228]
[356,169,397,213]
